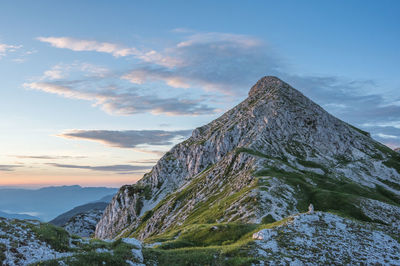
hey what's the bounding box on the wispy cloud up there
[47,163,150,172]
[37,37,138,57]
[128,159,159,164]
[57,129,192,148]
[37,36,181,67]
[24,81,216,116]
[122,32,279,95]
[32,32,400,146]
[0,165,22,172]
[43,62,109,80]
[0,43,22,59]
[36,33,279,95]
[375,133,399,139]
[12,155,87,160]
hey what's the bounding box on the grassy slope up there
[133,144,399,263]
[110,142,400,264]
[142,217,293,265]
[124,145,400,239]
[37,239,139,266]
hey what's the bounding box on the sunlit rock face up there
[95,76,400,241]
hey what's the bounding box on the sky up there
[0,0,399,188]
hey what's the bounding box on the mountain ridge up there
[95,76,400,241]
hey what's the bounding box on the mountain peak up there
[96,76,400,244]
[248,76,289,97]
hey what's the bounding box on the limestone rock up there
[95,76,400,240]
[252,229,277,240]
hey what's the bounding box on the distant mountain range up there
[0,210,40,220]
[0,185,117,221]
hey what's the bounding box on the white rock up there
[131,248,144,263]
[122,237,142,249]
[252,229,277,240]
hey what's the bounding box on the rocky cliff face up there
[95,76,400,241]
[63,209,104,237]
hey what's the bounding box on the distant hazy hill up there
[0,185,117,221]
[50,202,109,227]
[92,194,115,203]
[0,210,40,220]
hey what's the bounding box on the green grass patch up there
[143,247,256,266]
[261,214,276,224]
[374,142,398,157]
[382,157,400,174]
[38,251,131,266]
[254,166,399,222]
[150,223,258,249]
[126,165,218,238]
[37,237,140,266]
[347,124,370,137]
[182,183,256,225]
[143,217,295,265]
[236,147,269,158]
[376,185,400,205]
[378,178,400,191]
[297,159,328,173]
[31,223,70,252]
[126,184,152,200]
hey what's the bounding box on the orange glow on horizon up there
[0,171,142,188]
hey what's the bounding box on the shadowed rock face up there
[63,209,104,237]
[95,76,400,240]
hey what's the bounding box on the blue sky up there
[0,0,399,187]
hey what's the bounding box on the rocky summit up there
[91,76,400,264]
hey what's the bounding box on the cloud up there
[32,32,400,145]
[358,124,400,147]
[42,63,109,80]
[57,129,192,148]
[128,159,159,164]
[37,37,138,57]
[375,133,399,139]
[48,163,150,172]
[12,155,87,160]
[0,43,22,58]
[0,165,22,172]
[36,33,279,95]
[37,36,181,67]
[24,81,216,115]
[123,32,280,95]
[283,74,400,125]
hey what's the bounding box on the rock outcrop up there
[63,209,104,237]
[95,76,400,241]
[0,218,72,265]
[252,212,400,264]
[0,217,145,265]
